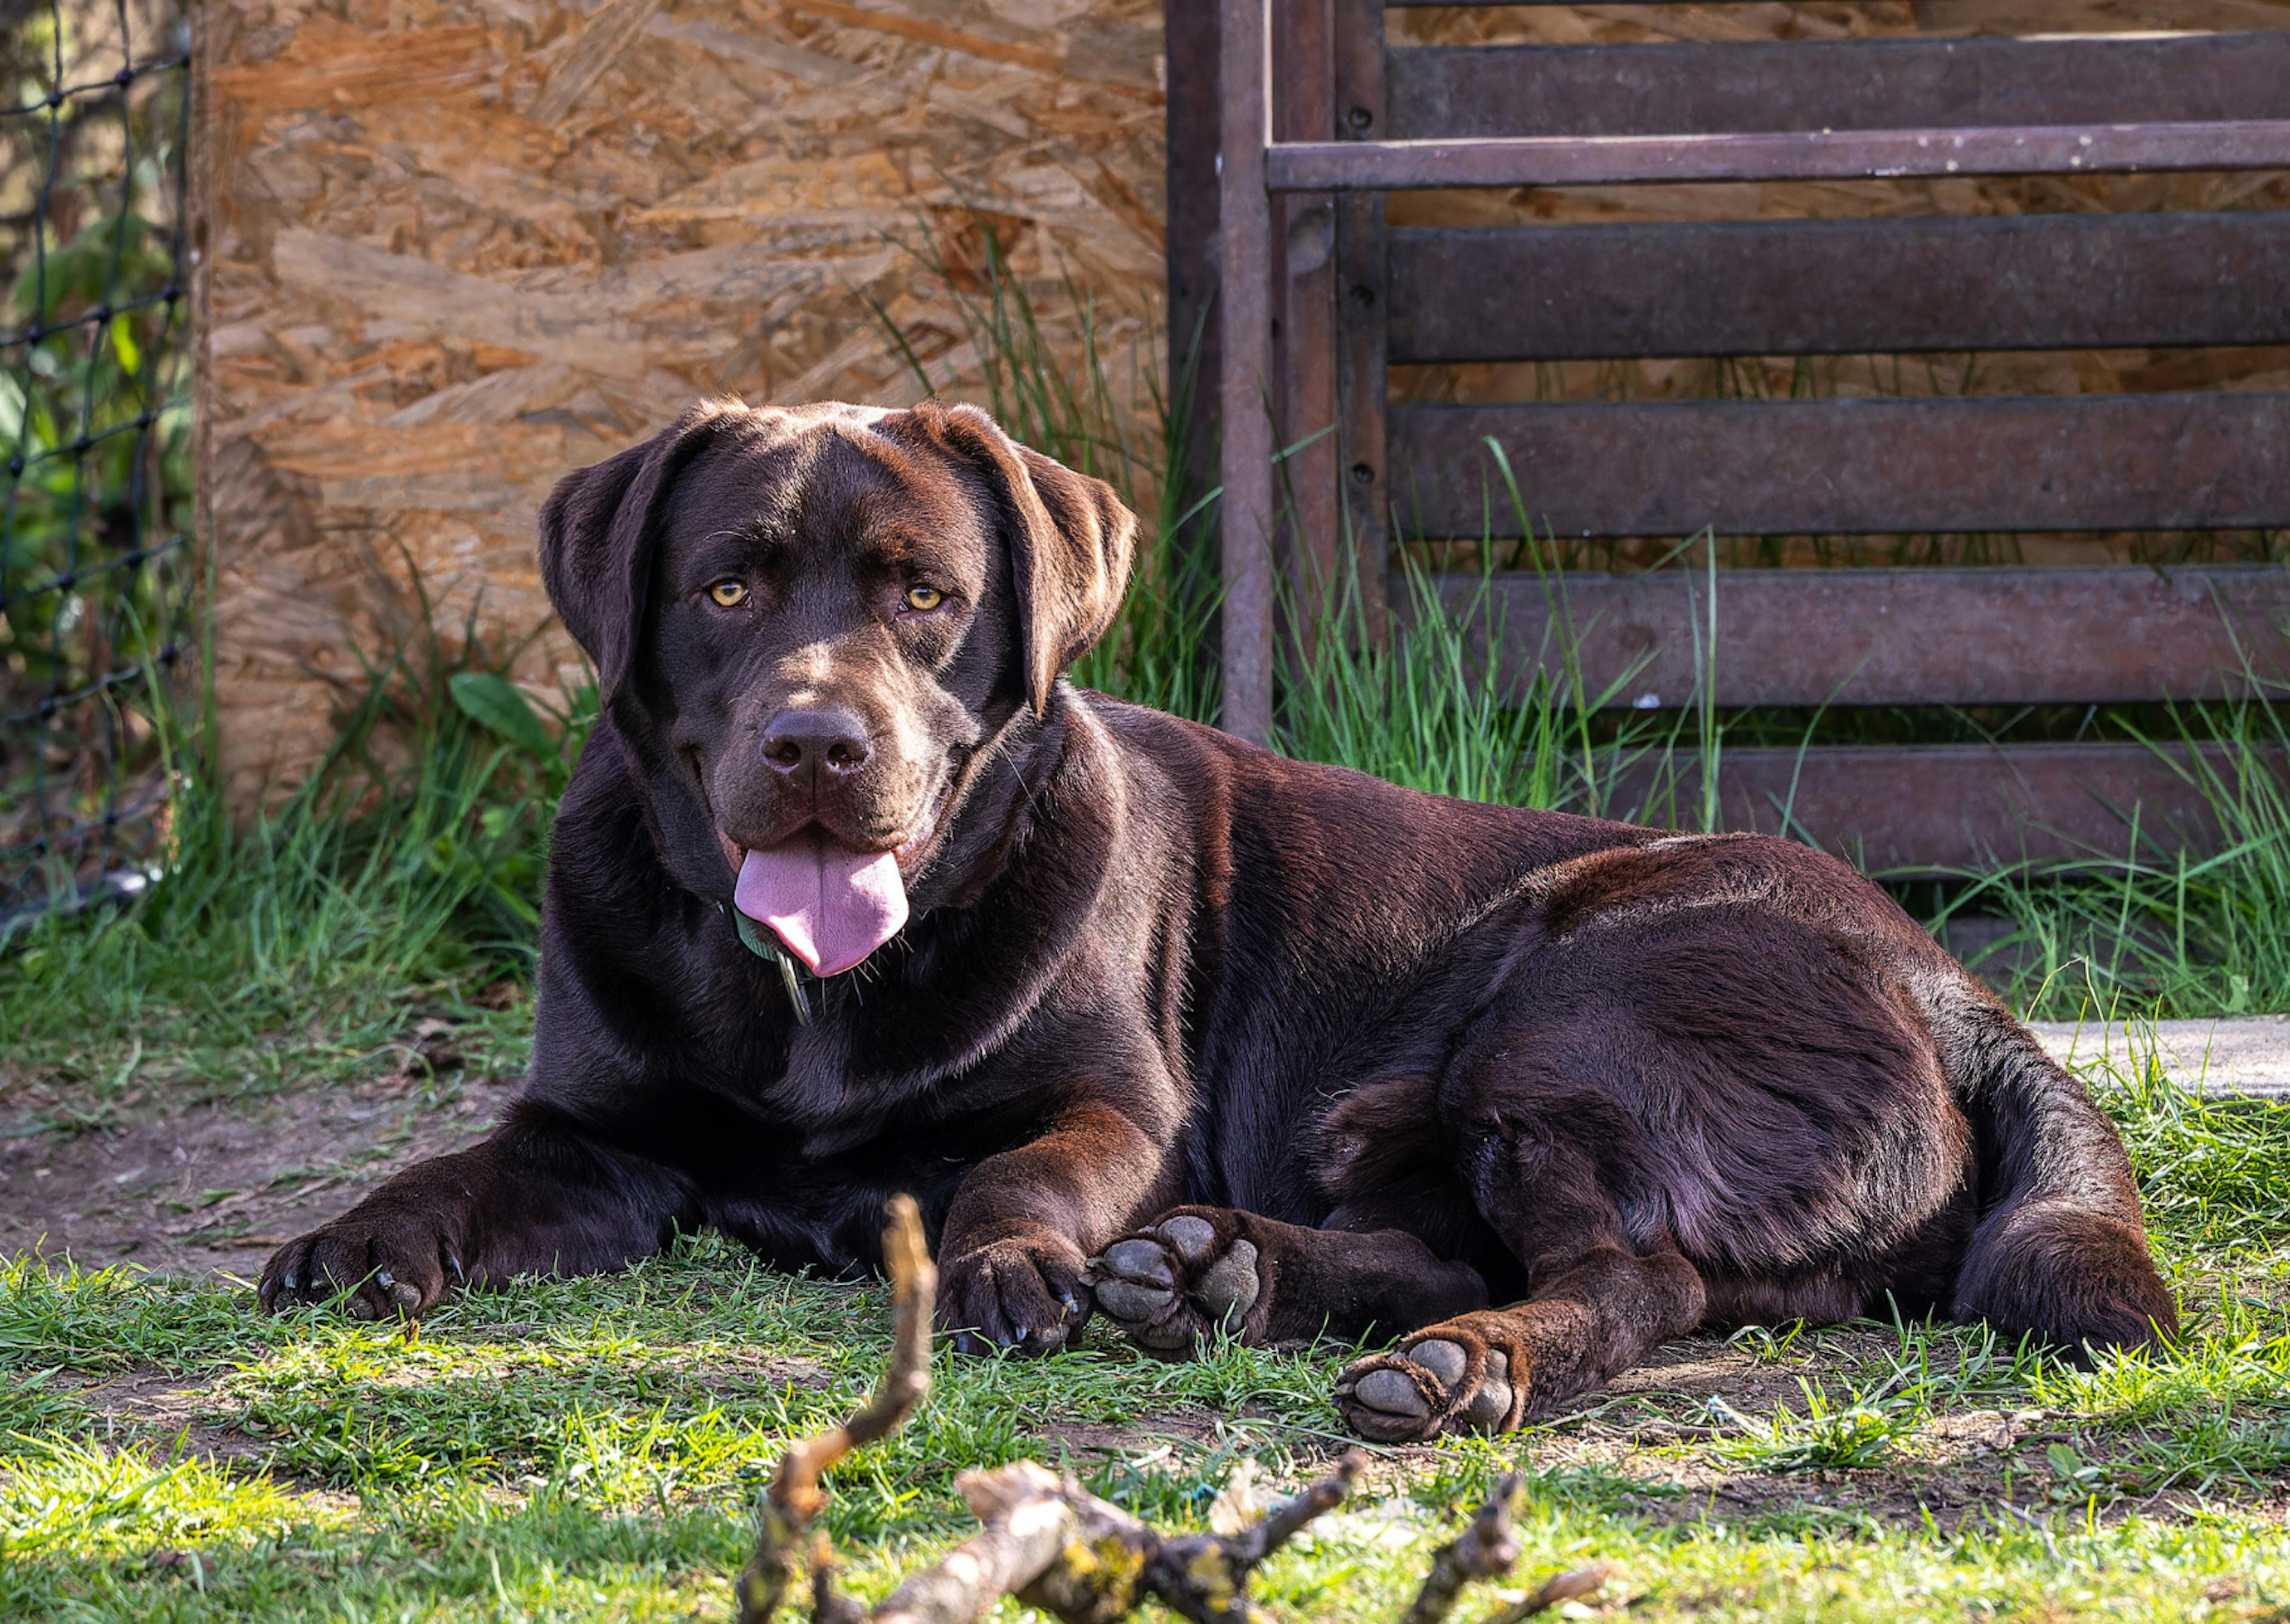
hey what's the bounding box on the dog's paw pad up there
[1409,1337,1468,1386]
[1159,1214,1218,1262]
[1089,1213,1265,1355]
[1090,1235,1185,1347]
[1196,1239,1260,1324]
[1351,1367,1429,1419]
[1463,1349,1514,1428]
[1093,1276,1177,1324]
[1335,1335,1515,1440]
[1101,1238,1174,1287]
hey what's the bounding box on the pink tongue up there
[734,834,909,977]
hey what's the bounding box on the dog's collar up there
[720,903,813,1025]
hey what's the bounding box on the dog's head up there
[540,399,1135,976]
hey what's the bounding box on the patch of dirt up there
[1039,1406,1223,1464]
[0,1064,521,1284]
[1493,1335,2290,1529]
[67,1366,274,1465]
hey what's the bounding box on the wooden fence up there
[1181,1,2290,873]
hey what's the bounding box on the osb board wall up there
[194,0,1163,804]
[1384,1,2290,571]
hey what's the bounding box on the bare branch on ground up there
[736,1199,1610,1624]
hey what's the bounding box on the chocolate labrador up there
[258,399,2177,1439]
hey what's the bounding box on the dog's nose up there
[760,708,873,777]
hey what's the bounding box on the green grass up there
[1931,701,2290,1020]
[0,1030,2285,1622]
[0,600,577,1101]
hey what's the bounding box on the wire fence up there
[0,0,192,923]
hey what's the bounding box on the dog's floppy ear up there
[913,402,1136,714]
[539,401,739,703]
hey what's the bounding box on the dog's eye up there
[708,580,748,608]
[903,585,945,612]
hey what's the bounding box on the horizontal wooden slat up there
[1265,121,2290,192]
[1418,566,2290,710]
[1390,394,2290,537]
[1388,35,2290,140]
[1618,745,2272,874]
[1389,213,2290,361]
[1608,743,2280,875]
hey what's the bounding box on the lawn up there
[1,1021,2287,1623]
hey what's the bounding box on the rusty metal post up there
[1218,0,1276,745]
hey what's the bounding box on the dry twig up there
[738,1194,936,1624]
[734,1200,1611,1624]
[1480,1563,1614,1624]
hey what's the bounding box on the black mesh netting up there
[0,0,191,922]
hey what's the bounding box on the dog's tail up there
[1935,996,2178,1358]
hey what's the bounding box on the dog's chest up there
[711,1011,980,1166]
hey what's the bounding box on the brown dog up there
[258,399,2177,1439]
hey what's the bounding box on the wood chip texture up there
[193,0,1164,804]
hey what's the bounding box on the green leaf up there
[109,312,141,376]
[448,672,553,758]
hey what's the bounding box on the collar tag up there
[730,907,813,1025]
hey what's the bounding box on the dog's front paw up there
[1333,1315,1523,1442]
[258,1202,469,1320]
[1087,1207,1262,1358]
[937,1228,1090,1356]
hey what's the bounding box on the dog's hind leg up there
[1087,1205,1489,1356]
[1334,1122,1706,1442]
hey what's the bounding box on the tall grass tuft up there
[1270,438,1718,823]
[0,591,589,1086]
[1937,694,2290,1019]
[872,218,1220,723]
